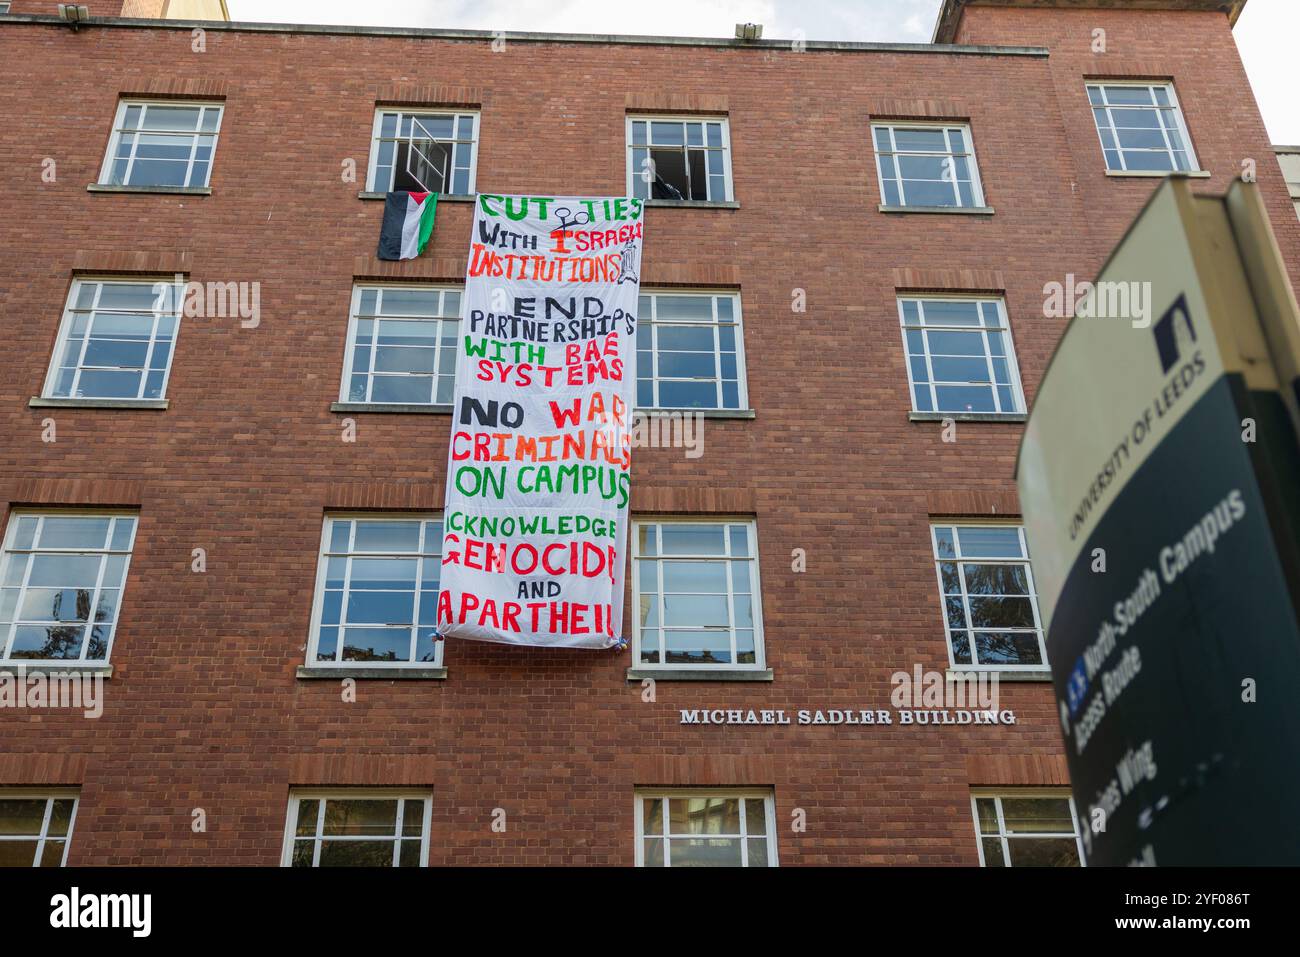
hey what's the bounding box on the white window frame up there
[634,788,777,867]
[898,295,1025,416]
[625,115,734,202]
[97,99,224,189]
[365,109,480,195]
[0,511,138,666]
[971,790,1085,867]
[42,276,184,402]
[0,790,79,868]
[631,517,765,671]
[339,284,462,406]
[872,121,986,208]
[930,522,1046,671]
[280,790,433,867]
[305,513,444,670]
[1086,81,1199,174]
[636,290,748,411]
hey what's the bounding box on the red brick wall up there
[0,13,1291,865]
[954,6,1300,285]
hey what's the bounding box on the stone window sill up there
[879,204,995,215]
[296,666,447,680]
[30,397,169,410]
[636,408,755,419]
[0,663,113,677]
[627,667,774,682]
[945,668,1051,682]
[357,191,476,201]
[643,199,740,209]
[1104,170,1211,179]
[330,402,452,415]
[909,411,1026,423]
[87,184,212,196]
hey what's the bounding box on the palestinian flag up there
[377,191,438,261]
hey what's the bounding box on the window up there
[99,101,222,188]
[632,520,763,669]
[367,110,478,195]
[873,123,985,208]
[341,286,461,406]
[0,792,79,867]
[931,524,1045,669]
[1086,82,1197,173]
[636,291,746,410]
[0,3,12,13]
[0,514,137,664]
[635,790,776,867]
[627,116,732,202]
[899,296,1024,415]
[306,515,443,668]
[43,278,182,401]
[282,792,431,867]
[972,792,1084,867]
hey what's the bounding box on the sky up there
[227,0,1300,143]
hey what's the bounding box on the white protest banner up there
[436,194,645,648]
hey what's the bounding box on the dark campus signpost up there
[1016,178,1300,865]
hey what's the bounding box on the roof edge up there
[0,13,1048,56]
[932,0,1249,45]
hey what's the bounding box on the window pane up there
[930,355,992,383]
[317,840,397,866]
[657,381,715,408]
[1006,838,1080,867]
[659,525,725,555]
[934,385,995,413]
[0,799,47,835]
[664,630,732,664]
[968,596,1035,629]
[39,840,67,867]
[11,625,85,659]
[661,560,726,592]
[662,594,729,627]
[643,838,665,865]
[892,128,949,152]
[956,526,1024,558]
[48,800,75,837]
[982,837,1006,866]
[321,799,399,836]
[342,627,411,662]
[669,797,741,835]
[962,563,1029,595]
[922,300,982,326]
[353,521,421,553]
[0,842,39,867]
[1001,798,1074,834]
[650,121,684,145]
[667,838,743,866]
[973,631,1043,666]
[140,105,202,130]
[295,800,320,836]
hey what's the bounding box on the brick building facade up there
[0,0,1294,866]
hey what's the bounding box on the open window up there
[627,116,732,202]
[367,111,478,195]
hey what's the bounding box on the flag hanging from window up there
[376,191,438,261]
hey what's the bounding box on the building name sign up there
[680,708,1018,727]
